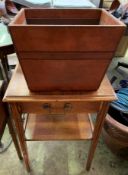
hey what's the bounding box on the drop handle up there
[64,103,72,112]
[43,103,51,113]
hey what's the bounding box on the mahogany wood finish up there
[86,101,109,170]
[4,64,116,102]
[10,103,30,172]
[3,64,116,172]
[18,101,100,114]
[7,115,23,160]
[25,113,93,141]
[9,8,125,91]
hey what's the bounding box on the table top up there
[0,23,12,48]
[3,64,117,102]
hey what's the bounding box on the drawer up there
[18,101,100,115]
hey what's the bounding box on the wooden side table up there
[3,64,116,172]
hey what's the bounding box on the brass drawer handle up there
[43,103,51,109]
[43,103,51,113]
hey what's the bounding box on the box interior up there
[12,9,121,26]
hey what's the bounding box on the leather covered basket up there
[9,8,125,92]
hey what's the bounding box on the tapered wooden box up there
[9,8,125,92]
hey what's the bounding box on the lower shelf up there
[25,113,93,141]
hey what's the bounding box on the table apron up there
[17,101,101,115]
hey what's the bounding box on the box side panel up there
[9,26,125,52]
[25,8,101,19]
[18,52,114,60]
[26,18,99,25]
[100,9,126,26]
[9,9,26,25]
[19,59,111,91]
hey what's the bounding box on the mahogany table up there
[3,64,116,172]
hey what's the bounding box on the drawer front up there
[19,101,100,115]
